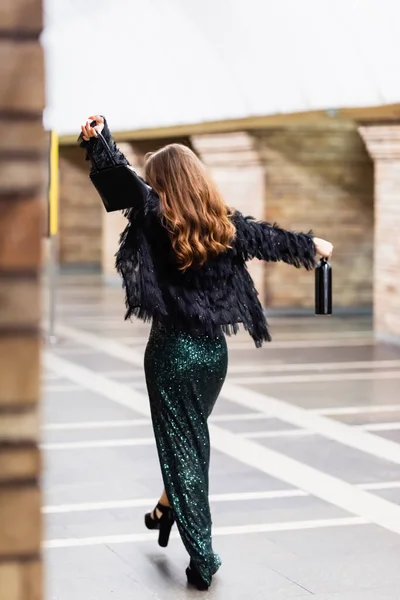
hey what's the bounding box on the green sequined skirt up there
[144,321,228,584]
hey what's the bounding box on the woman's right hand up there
[80,115,104,141]
[313,237,334,260]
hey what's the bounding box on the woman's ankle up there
[154,500,171,519]
[159,490,170,508]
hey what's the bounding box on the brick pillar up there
[0,1,44,598]
[192,133,265,301]
[359,125,400,343]
[102,143,144,283]
[256,125,374,309]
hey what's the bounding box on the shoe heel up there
[158,514,173,547]
[144,503,174,546]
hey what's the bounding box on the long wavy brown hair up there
[144,143,236,270]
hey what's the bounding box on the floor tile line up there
[359,480,400,491]
[228,359,400,375]
[312,404,400,416]
[50,348,96,356]
[43,418,152,431]
[41,373,61,381]
[40,437,155,451]
[242,424,400,437]
[100,360,400,378]
[228,370,400,385]
[41,407,400,432]
[42,489,309,514]
[43,516,367,549]
[226,339,373,350]
[360,422,400,432]
[101,370,145,379]
[43,384,83,393]
[40,423,400,442]
[42,412,268,431]
[242,429,313,439]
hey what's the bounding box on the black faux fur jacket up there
[80,120,316,346]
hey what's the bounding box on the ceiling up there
[42,0,400,136]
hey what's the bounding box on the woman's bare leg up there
[159,489,170,507]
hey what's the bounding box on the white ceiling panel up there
[42,0,400,135]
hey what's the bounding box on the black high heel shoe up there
[144,502,174,547]
[186,561,210,591]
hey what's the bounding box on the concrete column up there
[359,125,400,343]
[0,1,44,597]
[192,132,266,302]
[102,143,145,283]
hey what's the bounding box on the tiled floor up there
[43,275,400,599]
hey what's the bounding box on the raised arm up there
[78,115,152,213]
[78,115,129,171]
[232,212,332,269]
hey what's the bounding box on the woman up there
[80,115,333,590]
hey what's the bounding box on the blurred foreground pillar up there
[359,125,400,343]
[192,133,265,301]
[0,1,45,598]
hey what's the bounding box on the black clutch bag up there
[89,131,150,213]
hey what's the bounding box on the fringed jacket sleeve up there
[78,117,150,211]
[78,118,128,170]
[232,212,316,270]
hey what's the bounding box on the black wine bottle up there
[315,258,332,315]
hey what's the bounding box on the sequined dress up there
[145,321,226,584]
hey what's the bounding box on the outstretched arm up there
[232,212,333,269]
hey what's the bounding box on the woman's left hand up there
[80,115,104,141]
[314,237,334,260]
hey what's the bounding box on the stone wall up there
[255,124,374,309]
[0,1,44,597]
